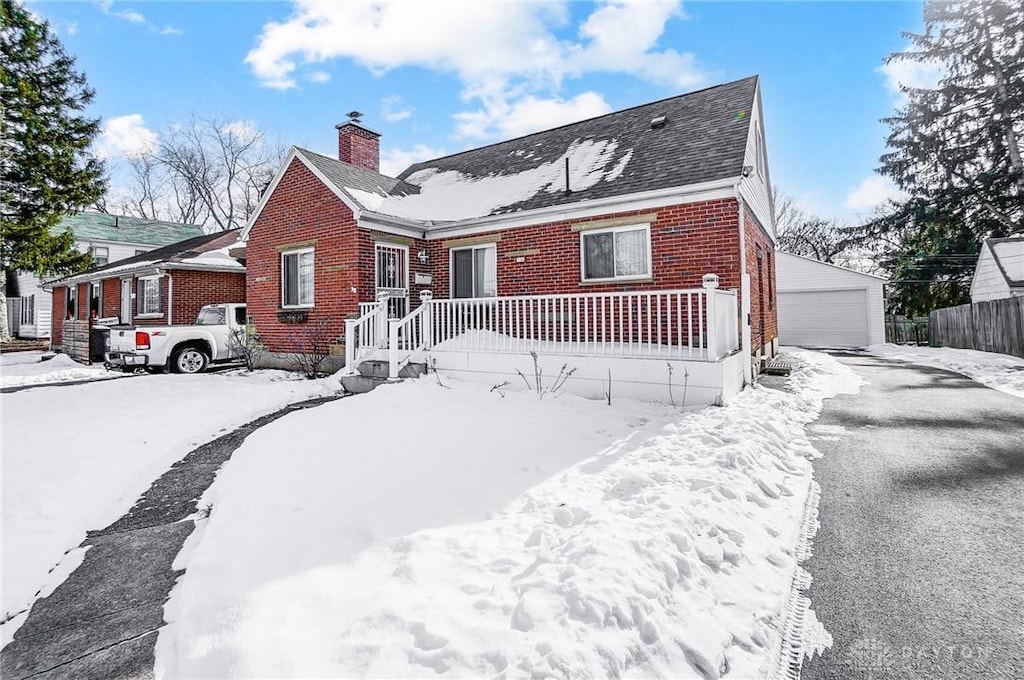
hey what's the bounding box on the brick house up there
[44,230,245,363]
[243,75,778,403]
[7,212,203,340]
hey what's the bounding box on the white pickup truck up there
[105,303,247,374]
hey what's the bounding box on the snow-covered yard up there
[0,368,335,645]
[869,344,1024,399]
[155,350,861,679]
[1,351,121,388]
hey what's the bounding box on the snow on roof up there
[174,243,246,270]
[351,138,632,222]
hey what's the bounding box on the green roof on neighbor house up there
[51,211,205,246]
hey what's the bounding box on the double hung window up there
[281,248,314,307]
[451,245,496,298]
[137,276,161,315]
[580,224,650,282]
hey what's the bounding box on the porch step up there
[342,361,429,395]
[356,360,427,380]
[339,374,389,395]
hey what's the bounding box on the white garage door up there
[778,289,869,347]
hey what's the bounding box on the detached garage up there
[776,252,886,348]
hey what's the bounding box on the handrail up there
[343,301,386,374]
[388,303,428,378]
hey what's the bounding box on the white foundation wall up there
[424,349,746,406]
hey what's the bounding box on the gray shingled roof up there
[395,75,758,216]
[296,147,420,201]
[52,212,205,246]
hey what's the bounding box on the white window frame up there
[280,247,315,309]
[91,245,109,266]
[449,243,497,299]
[137,276,162,317]
[21,295,34,325]
[578,223,652,283]
[65,286,77,320]
[89,280,103,318]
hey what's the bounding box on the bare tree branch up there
[112,114,284,231]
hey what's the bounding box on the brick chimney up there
[336,111,380,173]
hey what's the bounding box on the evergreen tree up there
[1,0,105,337]
[869,0,1023,314]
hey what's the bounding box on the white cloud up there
[380,144,447,177]
[221,120,258,141]
[454,91,612,140]
[95,114,158,160]
[568,0,703,89]
[307,70,331,84]
[845,175,905,213]
[245,0,703,139]
[160,25,183,36]
[97,0,145,24]
[382,95,413,123]
[245,1,569,91]
[878,47,945,98]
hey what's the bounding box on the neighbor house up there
[8,212,204,339]
[243,75,778,403]
[44,230,245,363]
[970,237,1024,303]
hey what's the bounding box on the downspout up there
[166,271,173,326]
[735,184,753,386]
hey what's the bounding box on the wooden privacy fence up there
[929,296,1024,358]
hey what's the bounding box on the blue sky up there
[29,1,931,223]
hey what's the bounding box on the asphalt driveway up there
[801,352,1024,679]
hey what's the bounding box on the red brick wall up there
[337,125,380,173]
[424,199,743,299]
[51,288,65,345]
[101,278,121,318]
[743,204,778,356]
[246,158,361,353]
[171,270,246,324]
[77,283,89,320]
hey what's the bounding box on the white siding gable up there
[970,244,1011,303]
[737,82,775,239]
[75,239,152,264]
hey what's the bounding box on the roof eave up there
[162,262,246,273]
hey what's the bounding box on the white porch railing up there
[344,276,740,379]
[343,297,388,374]
[388,292,431,378]
[710,286,740,361]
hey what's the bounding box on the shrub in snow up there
[287,318,334,379]
[227,325,265,372]
[515,350,577,399]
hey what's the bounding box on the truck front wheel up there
[172,346,209,374]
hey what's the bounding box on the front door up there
[120,278,132,324]
[375,243,409,318]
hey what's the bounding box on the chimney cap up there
[335,115,381,137]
